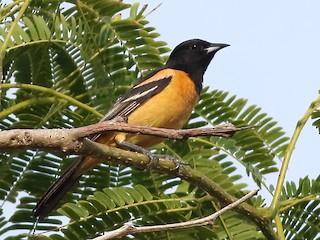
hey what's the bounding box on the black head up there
[165,39,229,93]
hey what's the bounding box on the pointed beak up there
[205,43,230,54]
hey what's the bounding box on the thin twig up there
[92,189,259,240]
[270,95,320,215]
[75,120,252,139]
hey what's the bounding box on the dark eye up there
[190,44,203,51]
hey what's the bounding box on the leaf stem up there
[275,215,285,240]
[279,194,319,212]
[270,95,320,215]
[0,0,25,22]
[0,0,30,59]
[0,83,103,118]
[40,196,199,234]
[0,97,56,120]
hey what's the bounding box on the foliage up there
[280,176,320,240]
[0,0,319,239]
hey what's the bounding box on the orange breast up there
[116,69,199,147]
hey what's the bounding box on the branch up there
[0,56,2,83]
[270,94,320,215]
[92,189,259,240]
[0,121,277,238]
[0,120,250,152]
[81,140,277,239]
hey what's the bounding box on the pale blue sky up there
[2,0,319,198]
[138,0,320,189]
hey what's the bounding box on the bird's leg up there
[115,140,159,169]
[154,154,189,175]
[115,139,188,173]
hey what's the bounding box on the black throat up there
[165,62,205,94]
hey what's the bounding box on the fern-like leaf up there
[280,175,320,240]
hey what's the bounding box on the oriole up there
[34,39,229,218]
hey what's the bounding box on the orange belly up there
[114,69,198,147]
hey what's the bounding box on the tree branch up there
[0,120,250,152]
[81,140,278,239]
[0,121,277,239]
[92,189,259,240]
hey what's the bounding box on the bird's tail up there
[33,157,84,219]
[34,133,113,219]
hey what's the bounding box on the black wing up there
[100,76,172,122]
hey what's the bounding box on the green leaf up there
[281,176,320,240]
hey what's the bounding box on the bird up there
[33,39,229,219]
